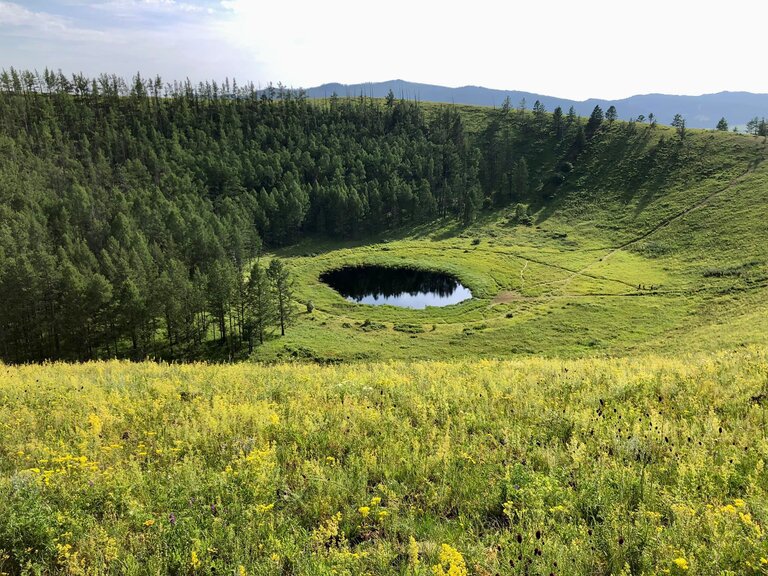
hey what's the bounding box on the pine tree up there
[566,106,577,125]
[416,179,437,220]
[385,89,395,108]
[552,106,564,138]
[207,260,235,343]
[245,261,275,350]
[267,258,293,337]
[586,106,604,138]
[672,114,686,140]
[573,125,586,154]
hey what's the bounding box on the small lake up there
[320,265,472,309]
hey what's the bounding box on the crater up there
[320,265,472,309]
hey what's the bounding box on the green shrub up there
[393,323,425,334]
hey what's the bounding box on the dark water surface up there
[320,265,472,309]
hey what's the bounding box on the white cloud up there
[0,1,36,24]
[94,0,213,16]
[0,0,262,80]
[0,1,71,31]
[0,1,105,42]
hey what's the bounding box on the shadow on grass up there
[273,216,480,258]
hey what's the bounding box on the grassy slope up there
[251,121,768,363]
[2,352,767,574]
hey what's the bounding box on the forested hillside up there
[0,70,581,362]
[1,69,762,363]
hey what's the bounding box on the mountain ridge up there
[304,80,768,128]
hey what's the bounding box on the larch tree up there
[672,114,686,140]
[586,105,604,138]
[245,261,275,351]
[267,258,294,337]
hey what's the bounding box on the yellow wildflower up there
[238,566,247,576]
[310,512,343,550]
[143,519,155,527]
[104,537,118,563]
[734,498,746,508]
[408,536,420,567]
[190,549,201,570]
[432,544,467,576]
[673,557,689,571]
[370,496,382,506]
[87,413,102,436]
[358,506,370,518]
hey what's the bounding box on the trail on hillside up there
[481,247,637,290]
[577,139,768,277]
[485,139,768,316]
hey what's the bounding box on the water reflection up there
[320,265,472,309]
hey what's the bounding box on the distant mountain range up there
[304,80,768,129]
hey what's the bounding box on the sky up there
[1,0,767,101]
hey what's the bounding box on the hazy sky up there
[2,0,767,100]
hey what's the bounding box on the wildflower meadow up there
[1,350,768,574]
